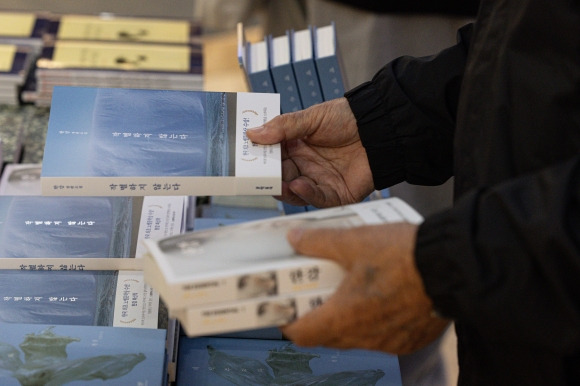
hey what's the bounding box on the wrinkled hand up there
[281,223,450,355]
[247,97,374,208]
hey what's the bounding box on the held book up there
[0,323,167,386]
[172,287,335,337]
[41,87,281,197]
[143,197,423,312]
[176,337,402,386]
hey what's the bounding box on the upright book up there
[269,31,303,113]
[0,323,167,386]
[143,197,423,313]
[291,26,324,108]
[313,22,346,101]
[41,87,281,196]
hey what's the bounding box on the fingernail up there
[287,228,304,245]
[247,125,265,133]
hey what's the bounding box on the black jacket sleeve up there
[345,24,472,188]
[329,0,481,17]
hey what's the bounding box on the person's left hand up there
[281,222,450,355]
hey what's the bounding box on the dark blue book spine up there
[292,58,323,108]
[315,55,345,101]
[270,63,302,113]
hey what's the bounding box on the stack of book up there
[0,12,49,105]
[28,13,203,106]
[238,21,346,113]
[143,197,423,337]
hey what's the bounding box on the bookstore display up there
[0,11,405,384]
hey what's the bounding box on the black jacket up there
[345,0,580,384]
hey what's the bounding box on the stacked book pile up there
[238,21,346,113]
[0,12,48,105]
[32,13,204,106]
[142,197,423,338]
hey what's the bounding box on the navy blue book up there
[314,22,346,101]
[41,87,281,197]
[176,336,402,386]
[269,32,303,113]
[291,26,324,108]
[245,38,276,94]
[0,322,167,386]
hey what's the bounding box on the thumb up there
[246,109,317,145]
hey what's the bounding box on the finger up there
[246,108,319,145]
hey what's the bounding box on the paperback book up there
[43,13,203,46]
[41,87,281,196]
[172,286,335,337]
[0,323,167,386]
[176,337,402,386]
[143,197,422,312]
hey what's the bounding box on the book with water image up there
[0,322,167,386]
[41,87,281,196]
[0,195,138,270]
[143,197,423,311]
[176,336,401,386]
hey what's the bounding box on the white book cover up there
[41,87,281,196]
[173,287,335,337]
[143,197,423,311]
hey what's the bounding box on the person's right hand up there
[247,97,375,208]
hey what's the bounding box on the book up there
[0,43,35,105]
[143,197,422,311]
[0,163,42,195]
[291,26,324,108]
[41,87,281,197]
[314,22,346,101]
[172,287,335,337]
[269,31,303,113]
[0,11,49,49]
[33,40,203,106]
[176,336,402,385]
[43,14,203,46]
[0,323,167,385]
[245,38,276,94]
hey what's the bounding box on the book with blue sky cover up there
[41,86,281,196]
[176,337,402,386]
[0,322,167,385]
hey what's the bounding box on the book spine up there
[270,63,303,113]
[175,287,335,337]
[292,58,323,108]
[247,69,276,94]
[315,55,345,101]
[148,256,344,310]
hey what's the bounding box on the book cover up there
[143,197,422,311]
[172,287,335,337]
[0,164,42,195]
[0,322,167,385]
[245,39,276,94]
[45,14,202,46]
[269,32,303,113]
[291,26,324,108]
[176,337,402,385]
[314,22,347,101]
[41,87,281,196]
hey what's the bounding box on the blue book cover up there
[291,27,324,108]
[314,23,346,101]
[0,322,166,385]
[176,337,402,386]
[0,196,134,260]
[245,39,276,94]
[41,87,281,197]
[269,32,303,113]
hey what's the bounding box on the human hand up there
[247,97,374,208]
[281,223,450,355]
